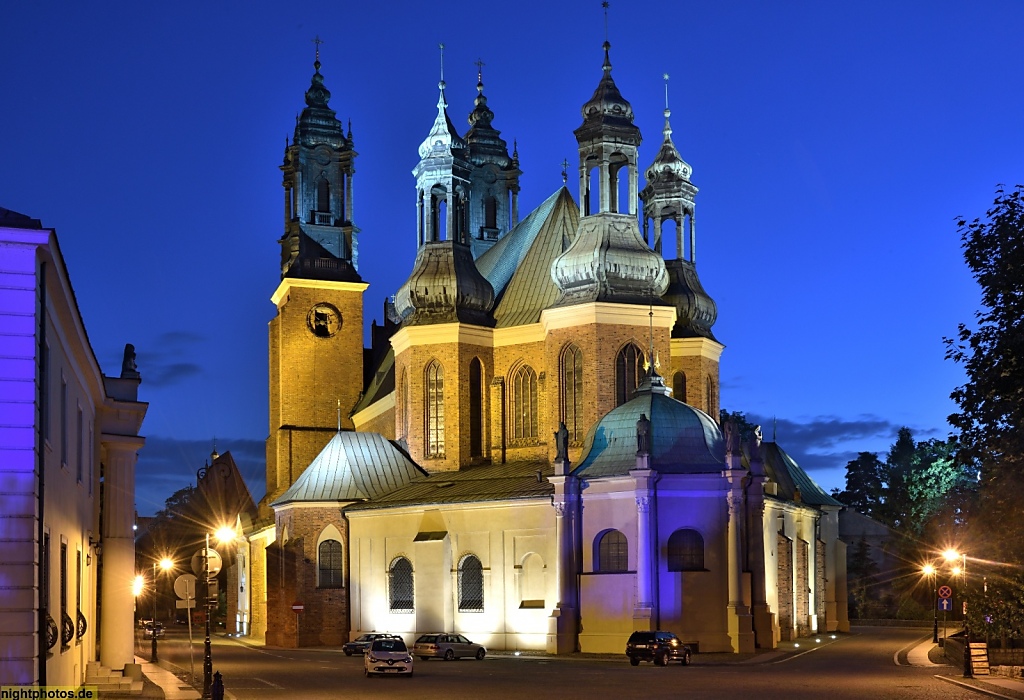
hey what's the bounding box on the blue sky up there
[4,1,1021,515]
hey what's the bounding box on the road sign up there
[292,602,304,612]
[191,548,223,578]
[175,599,197,609]
[174,574,198,600]
[938,597,952,612]
[938,585,952,599]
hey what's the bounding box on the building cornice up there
[390,323,494,356]
[670,337,725,361]
[541,302,676,334]
[351,393,395,429]
[270,278,370,307]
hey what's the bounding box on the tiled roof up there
[476,188,579,328]
[349,460,552,511]
[271,431,426,506]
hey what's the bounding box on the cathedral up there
[233,38,849,655]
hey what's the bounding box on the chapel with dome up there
[233,35,849,655]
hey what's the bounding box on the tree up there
[833,452,885,517]
[945,184,1024,563]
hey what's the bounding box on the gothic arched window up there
[469,358,483,458]
[668,529,705,571]
[389,557,414,612]
[705,375,715,416]
[512,364,538,441]
[673,371,686,403]
[484,196,497,230]
[615,343,645,406]
[399,368,409,441]
[318,540,343,589]
[458,555,484,612]
[595,530,628,573]
[425,360,444,457]
[560,344,584,442]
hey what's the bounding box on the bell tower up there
[265,46,368,511]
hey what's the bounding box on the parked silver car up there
[413,633,486,660]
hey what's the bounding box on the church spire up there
[551,28,668,307]
[640,74,717,340]
[279,46,360,282]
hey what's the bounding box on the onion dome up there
[550,214,669,305]
[578,42,638,138]
[393,240,496,327]
[418,80,466,159]
[465,68,512,168]
[645,109,693,184]
[293,57,348,150]
[663,259,718,340]
[573,380,725,478]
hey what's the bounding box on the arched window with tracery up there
[705,375,715,416]
[511,364,538,441]
[399,368,409,440]
[595,530,628,572]
[458,555,484,612]
[673,371,686,403]
[425,360,444,457]
[389,557,414,611]
[668,529,705,571]
[560,344,584,442]
[615,343,645,406]
[318,540,343,589]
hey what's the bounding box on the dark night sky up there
[4,1,1021,515]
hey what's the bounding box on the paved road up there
[147,626,1006,700]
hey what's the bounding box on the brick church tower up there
[264,50,367,511]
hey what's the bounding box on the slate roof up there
[348,460,553,511]
[476,187,579,328]
[573,389,725,478]
[756,442,843,507]
[272,431,426,506]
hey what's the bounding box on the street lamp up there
[203,526,235,699]
[922,564,938,643]
[151,557,174,661]
[944,548,970,678]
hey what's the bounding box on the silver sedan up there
[413,633,486,661]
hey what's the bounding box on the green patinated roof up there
[476,187,579,328]
[348,460,552,511]
[272,431,426,507]
[573,388,725,478]
[756,442,843,507]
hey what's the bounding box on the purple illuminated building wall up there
[0,208,147,687]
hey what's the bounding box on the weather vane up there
[602,2,610,41]
[664,73,670,110]
[439,43,446,86]
[561,158,569,184]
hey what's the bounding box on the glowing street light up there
[202,526,235,699]
[921,564,938,643]
[943,548,971,678]
[150,557,175,661]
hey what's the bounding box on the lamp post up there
[945,549,970,678]
[203,526,234,700]
[922,564,938,644]
[151,557,174,662]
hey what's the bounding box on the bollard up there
[212,671,224,700]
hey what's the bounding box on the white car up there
[364,637,413,677]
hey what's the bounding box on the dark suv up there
[625,631,692,666]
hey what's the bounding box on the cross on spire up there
[312,35,323,62]
[561,158,569,184]
[602,1,610,41]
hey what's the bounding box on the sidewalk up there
[908,636,1024,700]
[133,656,199,700]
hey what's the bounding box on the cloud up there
[742,413,903,479]
[135,435,266,516]
[133,331,207,387]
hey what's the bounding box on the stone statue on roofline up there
[120,343,140,380]
[554,421,569,462]
[636,413,651,456]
